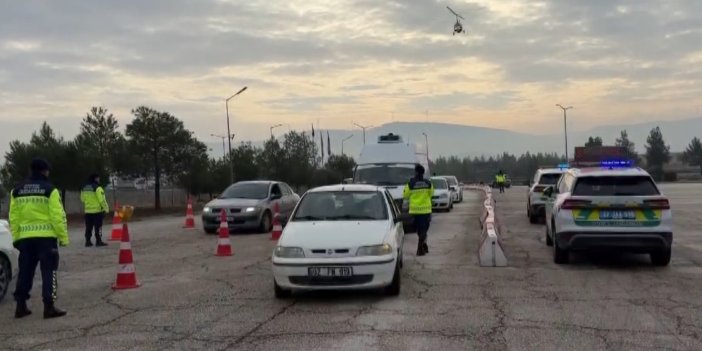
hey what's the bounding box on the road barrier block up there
[468,184,508,267]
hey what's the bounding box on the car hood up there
[434,189,450,195]
[279,220,392,248]
[205,198,264,208]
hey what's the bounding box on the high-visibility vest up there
[9,175,69,246]
[496,174,506,183]
[80,182,109,214]
[402,177,434,214]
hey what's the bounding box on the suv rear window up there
[572,176,659,196]
[538,173,562,185]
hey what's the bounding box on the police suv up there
[543,161,672,265]
[527,167,566,223]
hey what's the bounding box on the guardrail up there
[466,185,507,267]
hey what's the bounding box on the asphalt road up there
[1,185,701,350]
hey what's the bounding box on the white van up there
[352,133,428,231]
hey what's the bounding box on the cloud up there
[408,91,521,111]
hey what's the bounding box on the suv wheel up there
[545,225,553,247]
[553,230,569,264]
[0,255,11,302]
[650,248,671,266]
[259,211,272,233]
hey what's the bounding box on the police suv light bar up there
[600,159,634,168]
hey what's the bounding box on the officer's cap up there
[30,158,51,172]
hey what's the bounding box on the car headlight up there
[203,207,211,213]
[274,246,305,258]
[440,193,448,199]
[245,207,257,213]
[356,244,393,256]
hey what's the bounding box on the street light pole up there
[422,132,429,163]
[353,122,373,144]
[556,104,574,163]
[341,134,353,155]
[211,133,234,160]
[225,86,247,183]
[270,124,283,139]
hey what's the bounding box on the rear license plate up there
[599,210,636,220]
[308,267,353,277]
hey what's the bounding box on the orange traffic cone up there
[183,195,195,229]
[109,201,122,241]
[112,223,140,289]
[216,209,232,256]
[271,202,283,241]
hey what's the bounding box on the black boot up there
[416,243,426,256]
[15,300,32,319]
[95,235,107,247]
[44,302,67,319]
[85,240,93,247]
[422,242,429,254]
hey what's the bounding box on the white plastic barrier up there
[467,184,508,267]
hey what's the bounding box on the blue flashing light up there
[557,163,569,170]
[600,159,633,168]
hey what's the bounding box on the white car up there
[0,219,18,303]
[527,168,566,223]
[544,166,673,265]
[440,175,463,203]
[430,177,453,212]
[271,184,404,298]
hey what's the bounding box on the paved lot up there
[1,185,701,350]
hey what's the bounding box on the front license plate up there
[308,267,353,277]
[599,210,636,220]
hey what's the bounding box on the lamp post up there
[225,86,247,182]
[210,133,234,159]
[556,104,573,163]
[341,134,353,155]
[270,124,283,139]
[353,122,373,144]
[422,132,429,163]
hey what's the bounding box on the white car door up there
[384,191,404,252]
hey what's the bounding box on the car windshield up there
[293,191,388,221]
[444,177,458,186]
[353,164,415,186]
[431,178,448,189]
[219,183,269,199]
[572,176,660,196]
[539,173,563,185]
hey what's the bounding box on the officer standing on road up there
[403,164,434,256]
[9,158,69,319]
[80,173,109,247]
[495,170,506,194]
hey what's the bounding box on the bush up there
[663,171,677,182]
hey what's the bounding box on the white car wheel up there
[0,255,11,302]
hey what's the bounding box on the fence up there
[0,188,189,217]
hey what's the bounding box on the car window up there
[220,183,269,199]
[430,178,448,189]
[292,191,388,221]
[383,191,398,220]
[271,184,282,197]
[558,175,569,194]
[538,173,562,185]
[444,177,458,186]
[572,176,660,196]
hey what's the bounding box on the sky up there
[1,0,702,150]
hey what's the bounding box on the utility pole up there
[211,133,234,159]
[225,86,248,183]
[270,124,283,139]
[422,132,429,163]
[353,122,373,145]
[556,104,574,163]
[341,134,353,155]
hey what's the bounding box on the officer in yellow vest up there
[80,173,110,247]
[9,158,68,319]
[403,164,434,256]
[495,170,506,193]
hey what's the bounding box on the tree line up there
[433,127,702,183]
[0,106,356,209]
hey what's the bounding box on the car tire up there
[545,224,553,247]
[204,227,217,235]
[0,255,11,303]
[274,280,291,299]
[528,211,539,224]
[384,262,401,296]
[553,232,569,264]
[650,248,672,266]
[259,211,272,233]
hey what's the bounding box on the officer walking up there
[495,170,506,194]
[403,164,434,256]
[9,158,68,319]
[80,173,109,247]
